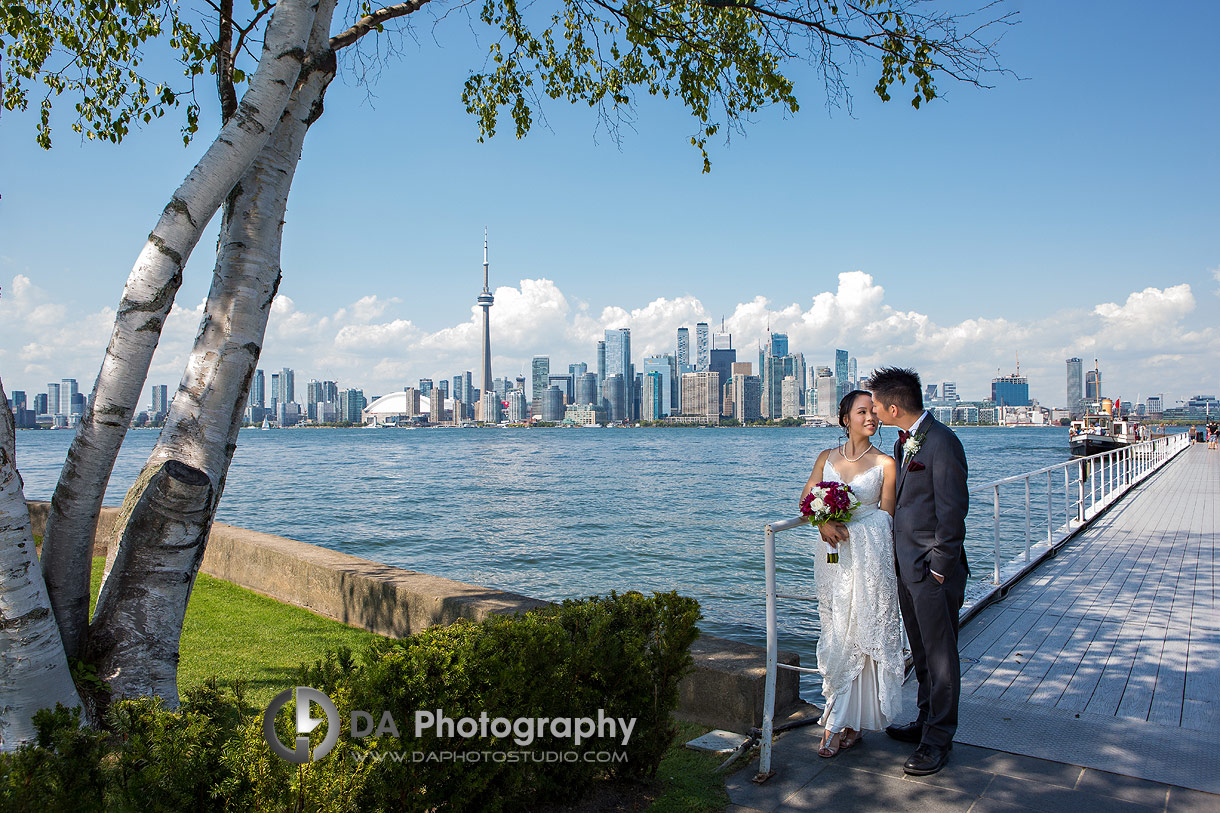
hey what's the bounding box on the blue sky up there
[2,0,1217,408]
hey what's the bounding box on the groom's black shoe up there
[885,721,923,743]
[903,743,951,776]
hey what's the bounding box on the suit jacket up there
[892,414,970,582]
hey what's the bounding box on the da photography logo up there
[264,687,339,764]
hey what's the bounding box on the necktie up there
[898,429,910,446]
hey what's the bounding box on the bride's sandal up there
[817,730,843,758]
[840,728,863,750]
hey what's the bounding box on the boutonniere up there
[903,432,926,463]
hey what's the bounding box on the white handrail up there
[754,431,1191,780]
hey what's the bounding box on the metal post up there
[759,525,778,776]
[1024,477,1031,562]
[1046,470,1053,545]
[1078,461,1085,522]
[993,485,1001,584]
[1065,467,1071,529]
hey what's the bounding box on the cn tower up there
[477,229,494,394]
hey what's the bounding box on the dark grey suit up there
[893,414,969,749]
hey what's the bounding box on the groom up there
[868,367,969,776]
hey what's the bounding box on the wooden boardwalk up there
[954,442,1220,793]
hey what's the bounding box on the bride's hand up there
[820,521,848,547]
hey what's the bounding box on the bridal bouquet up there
[800,481,860,563]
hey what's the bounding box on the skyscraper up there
[642,355,675,417]
[278,368,295,405]
[47,383,60,416]
[59,379,77,417]
[604,328,633,420]
[602,374,626,423]
[642,372,664,421]
[150,385,168,418]
[531,356,550,414]
[695,322,709,371]
[596,341,606,386]
[991,374,1030,407]
[1085,370,1101,402]
[1066,357,1083,414]
[680,371,720,421]
[250,370,265,408]
[781,376,800,419]
[477,230,495,395]
[418,378,433,398]
[676,327,689,367]
[576,372,599,406]
[835,349,849,403]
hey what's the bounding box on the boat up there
[260,417,271,430]
[1069,401,1141,457]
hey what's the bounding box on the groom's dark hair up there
[868,367,923,413]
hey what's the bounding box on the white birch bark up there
[88,0,340,703]
[0,378,82,751]
[40,0,323,660]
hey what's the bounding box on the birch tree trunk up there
[0,378,82,751]
[88,0,340,702]
[40,0,323,660]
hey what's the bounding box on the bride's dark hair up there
[838,390,872,429]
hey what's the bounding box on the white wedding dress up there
[813,460,905,733]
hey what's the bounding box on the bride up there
[799,390,905,757]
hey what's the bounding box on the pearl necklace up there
[840,440,873,463]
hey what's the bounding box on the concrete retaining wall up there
[28,501,802,733]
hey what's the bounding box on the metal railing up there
[754,431,1190,780]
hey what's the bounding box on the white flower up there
[811,497,826,513]
[903,432,925,461]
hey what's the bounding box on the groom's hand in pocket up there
[820,521,848,547]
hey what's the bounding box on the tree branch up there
[330,0,432,51]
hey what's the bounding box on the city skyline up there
[1,4,1216,408]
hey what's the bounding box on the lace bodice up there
[823,459,884,513]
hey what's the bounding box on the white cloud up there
[4,272,1218,408]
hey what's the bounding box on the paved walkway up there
[726,443,1220,811]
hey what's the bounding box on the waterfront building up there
[781,352,805,404]
[596,341,606,387]
[150,384,168,420]
[1184,394,1218,417]
[270,373,279,412]
[250,370,266,409]
[430,390,446,424]
[761,355,785,419]
[506,389,527,422]
[548,374,574,403]
[562,403,605,426]
[515,375,526,393]
[835,349,849,403]
[278,368,295,406]
[731,372,761,423]
[541,386,565,422]
[436,379,449,401]
[709,347,735,401]
[338,389,365,423]
[695,322,710,371]
[59,378,78,417]
[452,374,464,415]
[1146,395,1163,416]
[492,377,509,400]
[992,374,1031,407]
[1066,357,1083,415]
[769,333,789,358]
[568,362,588,381]
[642,355,675,416]
[604,328,633,420]
[418,378,433,398]
[941,381,958,404]
[276,401,301,427]
[932,406,954,424]
[642,371,664,421]
[316,401,337,423]
[781,375,800,419]
[681,371,721,421]
[676,327,690,366]
[848,357,857,390]
[576,372,599,406]
[953,405,980,424]
[402,387,421,416]
[816,373,837,419]
[476,230,495,396]
[34,393,48,416]
[602,374,626,423]
[925,384,939,403]
[531,356,550,415]
[47,383,61,416]
[480,390,502,423]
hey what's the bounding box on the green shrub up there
[0,590,700,813]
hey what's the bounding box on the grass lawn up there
[82,557,729,811]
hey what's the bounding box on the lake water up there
[15,425,1075,694]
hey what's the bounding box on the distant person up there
[869,367,970,777]
[1188,425,1196,444]
[800,390,902,758]
[1208,422,1218,450]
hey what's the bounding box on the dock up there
[726,443,1220,812]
